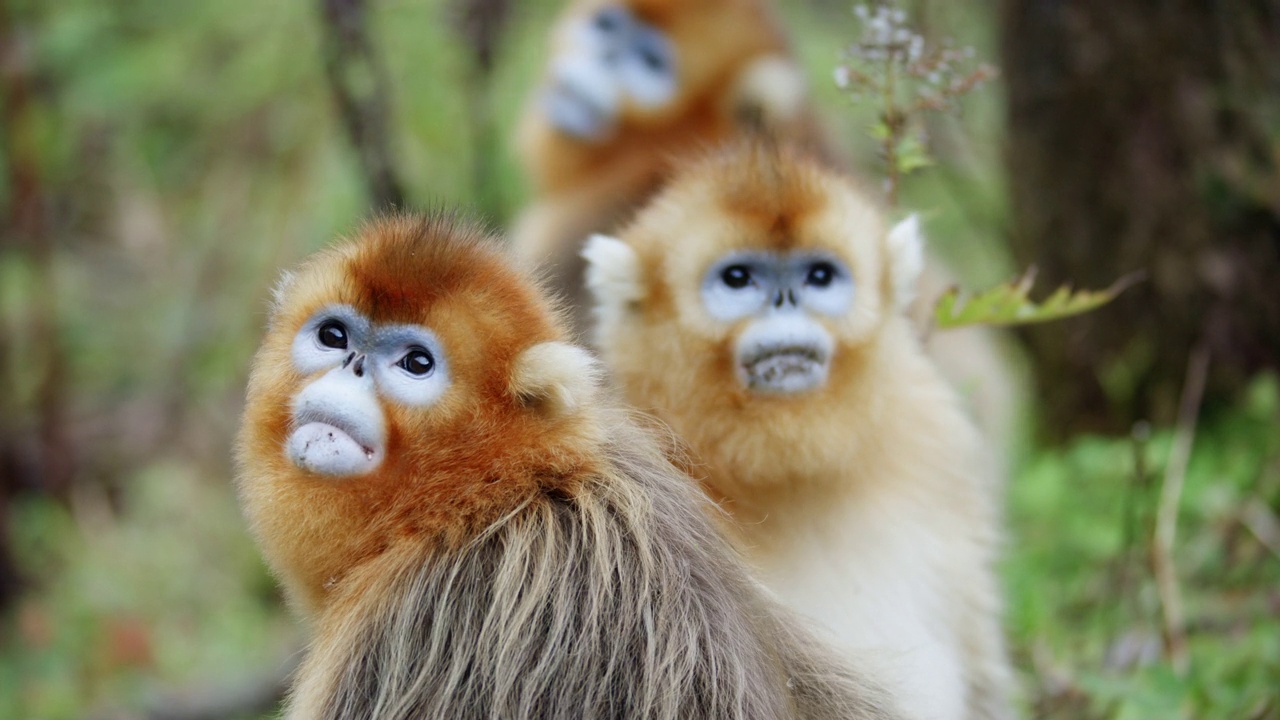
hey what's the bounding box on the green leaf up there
[933,268,1141,330]
[895,135,934,175]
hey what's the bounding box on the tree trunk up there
[1001,0,1280,436]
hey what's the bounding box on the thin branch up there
[318,0,406,209]
[1151,344,1210,675]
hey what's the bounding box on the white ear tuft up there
[582,234,644,305]
[887,214,925,312]
[269,270,297,320]
[510,341,602,417]
[732,55,808,127]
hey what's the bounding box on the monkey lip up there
[286,409,383,477]
[739,345,830,394]
[545,79,614,140]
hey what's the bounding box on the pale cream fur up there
[585,144,1014,720]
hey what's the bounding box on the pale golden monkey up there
[512,0,828,332]
[512,0,1019,448]
[234,212,905,719]
[584,143,1014,720]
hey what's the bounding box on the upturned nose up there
[773,288,798,308]
[343,352,367,377]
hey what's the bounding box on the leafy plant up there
[834,2,996,207]
[934,269,1143,330]
[835,2,1131,330]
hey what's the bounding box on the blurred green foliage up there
[1009,374,1280,719]
[1,1,1275,719]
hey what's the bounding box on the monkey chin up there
[739,346,830,394]
[286,420,383,478]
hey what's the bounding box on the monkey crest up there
[236,213,601,614]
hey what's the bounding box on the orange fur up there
[237,214,596,614]
[587,142,1014,720]
[236,212,906,719]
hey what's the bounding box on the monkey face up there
[285,304,450,477]
[545,4,678,139]
[583,143,925,488]
[701,250,854,394]
[539,0,787,142]
[584,143,905,401]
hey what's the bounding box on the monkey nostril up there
[773,290,785,308]
[353,354,366,377]
[342,352,356,369]
[787,289,798,306]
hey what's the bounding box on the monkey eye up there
[721,265,753,289]
[806,262,838,288]
[635,37,667,72]
[593,7,623,32]
[397,347,435,377]
[317,320,348,350]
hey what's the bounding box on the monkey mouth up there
[286,407,384,477]
[739,345,830,395]
[544,78,615,140]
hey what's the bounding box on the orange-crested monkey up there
[584,143,1014,720]
[512,0,828,332]
[234,213,904,719]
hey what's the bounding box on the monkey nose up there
[342,352,367,377]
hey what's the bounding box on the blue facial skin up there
[292,305,451,407]
[700,251,854,395]
[700,251,854,322]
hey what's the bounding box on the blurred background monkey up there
[584,142,1014,720]
[511,0,828,333]
[235,213,902,719]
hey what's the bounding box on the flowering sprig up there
[834,3,997,207]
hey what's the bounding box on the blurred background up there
[0,0,1276,717]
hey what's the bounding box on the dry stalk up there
[1151,344,1210,675]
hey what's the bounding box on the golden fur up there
[235,213,902,719]
[585,143,1015,720]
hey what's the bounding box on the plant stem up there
[1151,345,1209,676]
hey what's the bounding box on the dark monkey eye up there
[806,262,837,288]
[593,8,622,32]
[317,320,348,349]
[636,41,666,72]
[398,348,435,376]
[721,265,753,289]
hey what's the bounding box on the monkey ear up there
[510,341,602,417]
[582,234,644,306]
[730,55,807,130]
[268,269,298,323]
[887,214,925,312]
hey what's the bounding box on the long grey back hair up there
[285,411,897,720]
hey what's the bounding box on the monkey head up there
[534,0,803,143]
[236,214,601,614]
[583,142,924,494]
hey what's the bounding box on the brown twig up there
[318,0,406,209]
[1150,344,1210,675]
